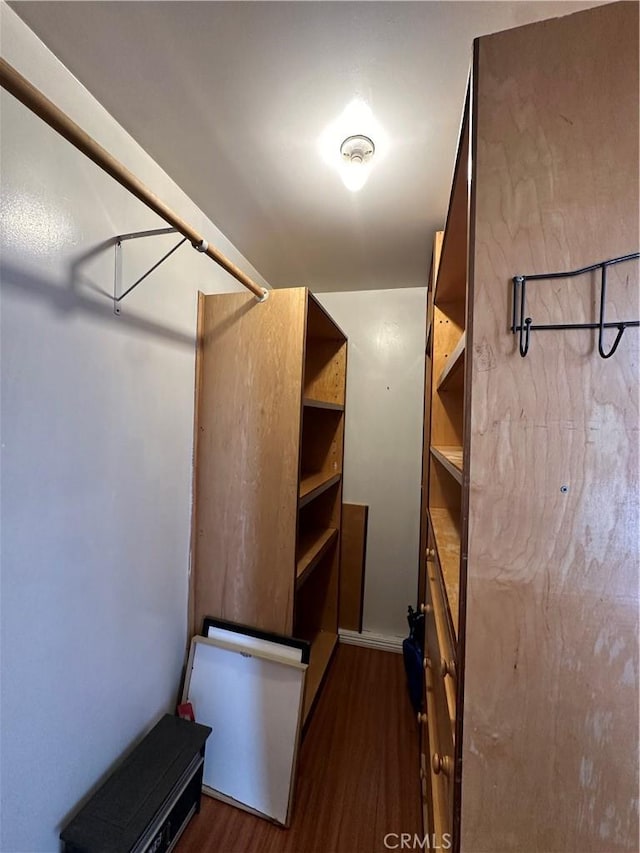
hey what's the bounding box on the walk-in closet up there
[1,2,637,852]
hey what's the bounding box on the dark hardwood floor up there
[177,643,422,853]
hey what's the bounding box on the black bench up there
[60,714,212,853]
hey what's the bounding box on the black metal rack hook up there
[511,252,640,358]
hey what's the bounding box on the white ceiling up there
[11,1,605,292]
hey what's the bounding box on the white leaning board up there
[205,624,305,663]
[183,636,307,826]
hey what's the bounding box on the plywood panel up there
[339,503,369,632]
[193,288,306,637]
[461,5,640,850]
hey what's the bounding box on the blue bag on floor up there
[402,605,425,713]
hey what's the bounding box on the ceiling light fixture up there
[339,135,375,192]
[318,98,387,193]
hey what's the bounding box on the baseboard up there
[338,629,403,654]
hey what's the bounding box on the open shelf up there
[303,398,344,411]
[299,472,341,507]
[296,527,338,587]
[434,97,469,306]
[300,401,344,488]
[302,630,338,722]
[429,506,461,636]
[304,295,347,407]
[431,446,463,485]
[306,293,348,342]
[437,330,465,391]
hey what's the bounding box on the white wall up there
[317,289,426,638]
[0,7,270,852]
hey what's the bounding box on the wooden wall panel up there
[339,503,369,632]
[462,4,639,851]
[192,288,306,637]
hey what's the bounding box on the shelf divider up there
[436,330,465,391]
[296,527,338,587]
[299,472,341,508]
[303,398,344,412]
[431,446,463,484]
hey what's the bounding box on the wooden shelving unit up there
[417,7,639,851]
[418,95,469,845]
[191,287,346,727]
[294,296,346,718]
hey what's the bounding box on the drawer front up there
[426,519,457,668]
[425,529,457,732]
[424,586,455,756]
[424,647,453,843]
[420,522,457,847]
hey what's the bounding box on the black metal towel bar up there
[511,252,640,358]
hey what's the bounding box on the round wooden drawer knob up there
[432,753,453,777]
[417,712,428,724]
[420,603,433,614]
[423,657,432,670]
[427,548,435,559]
[441,658,456,679]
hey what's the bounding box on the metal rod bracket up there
[113,228,187,316]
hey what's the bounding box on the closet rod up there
[0,57,268,302]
